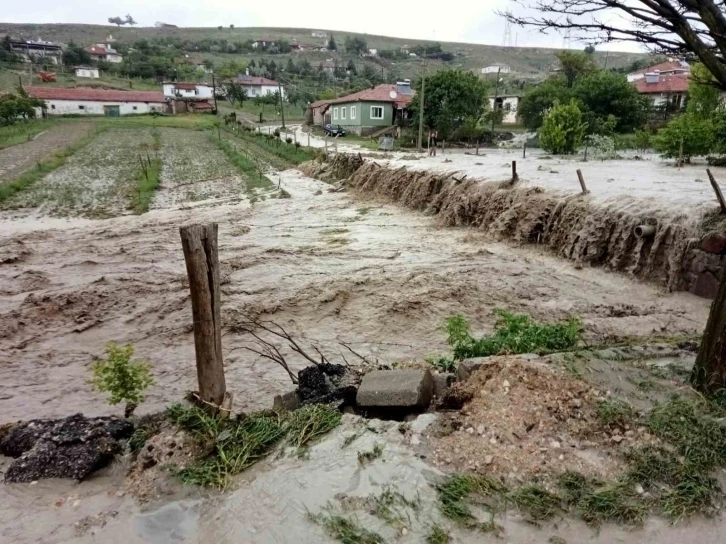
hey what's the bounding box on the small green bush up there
[90,342,154,416]
[539,99,587,155]
[633,129,653,152]
[655,113,714,162]
[285,136,293,144]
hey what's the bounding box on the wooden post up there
[179,223,228,415]
[523,142,527,159]
[325,133,328,154]
[576,169,589,194]
[707,169,726,214]
[512,160,518,182]
[307,132,310,147]
[678,137,684,168]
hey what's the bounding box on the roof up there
[633,74,689,94]
[86,44,119,56]
[174,83,199,90]
[629,60,689,77]
[234,75,279,86]
[310,99,333,108]
[26,87,166,103]
[325,84,414,108]
[190,101,214,110]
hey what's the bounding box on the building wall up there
[39,99,165,116]
[331,101,392,134]
[75,68,100,78]
[489,96,520,124]
[240,84,284,98]
[482,65,510,74]
[162,84,214,98]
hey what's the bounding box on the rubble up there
[356,369,434,410]
[296,363,360,408]
[0,413,133,483]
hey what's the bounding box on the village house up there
[230,73,284,98]
[489,94,520,124]
[482,63,511,75]
[309,99,333,126]
[85,44,123,64]
[162,82,214,99]
[632,72,689,111]
[74,66,99,78]
[627,59,689,82]
[316,81,414,135]
[26,87,166,117]
[8,39,63,64]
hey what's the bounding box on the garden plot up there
[1,128,152,218]
[151,128,248,209]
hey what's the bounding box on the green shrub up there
[90,342,154,416]
[539,100,587,155]
[655,113,714,162]
[633,129,653,152]
[586,134,616,159]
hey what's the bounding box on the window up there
[504,103,511,112]
[351,106,356,119]
[370,106,384,119]
[132,106,138,111]
[51,105,55,110]
[341,107,346,120]
[194,89,199,95]
[78,105,85,110]
[333,107,339,120]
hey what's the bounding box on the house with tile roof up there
[25,87,166,116]
[318,82,414,135]
[231,73,284,98]
[632,72,689,111]
[85,44,123,64]
[627,59,689,82]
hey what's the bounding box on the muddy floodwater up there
[0,153,718,543]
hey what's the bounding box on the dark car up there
[324,124,346,137]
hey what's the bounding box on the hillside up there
[0,23,647,78]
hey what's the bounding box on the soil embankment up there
[302,155,726,297]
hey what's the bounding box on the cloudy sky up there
[4,0,642,52]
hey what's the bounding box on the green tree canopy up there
[408,68,490,139]
[572,71,649,133]
[688,63,722,119]
[539,99,587,154]
[0,90,44,125]
[344,36,368,55]
[556,51,596,88]
[656,112,714,162]
[328,34,337,51]
[63,41,92,67]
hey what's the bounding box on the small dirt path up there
[0,122,95,184]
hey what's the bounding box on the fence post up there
[179,223,229,415]
[576,169,589,194]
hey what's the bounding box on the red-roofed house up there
[85,44,123,63]
[25,87,166,116]
[320,82,414,135]
[632,72,689,110]
[627,59,689,82]
[231,73,284,98]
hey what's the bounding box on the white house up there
[85,44,123,64]
[26,87,166,116]
[627,59,689,82]
[232,74,284,98]
[162,82,214,99]
[489,94,520,124]
[74,66,99,78]
[482,63,511,75]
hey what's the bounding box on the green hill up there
[0,23,647,79]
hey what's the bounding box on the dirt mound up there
[298,153,364,182]
[0,413,133,482]
[429,357,638,482]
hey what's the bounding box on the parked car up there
[324,124,346,137]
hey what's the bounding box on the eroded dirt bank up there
[301,156,726,297]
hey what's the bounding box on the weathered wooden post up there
[523,142,527,159]
[179,223,229,415]
[512,160,518,182]
[576,169,589,194]
[706,169,726,214]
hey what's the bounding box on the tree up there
[225,82,247,107]
[519,79,572,130]
[125,14,137,26]
[90,342,153,417]
[0,91,43,125]
[655,112,714,162]
[108,16,125,27]
[230,24,235,29]
[328,34,337,51]
[688,63,722,118]
[573,71,648,133]
[584,45,596,55]
[345,35,368,55]
[408,68,490,139]
[539,100,587,154]
[63,41,92,67]
[556,51,596,88]
[502,0,726,92]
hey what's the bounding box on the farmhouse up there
[627,59,689,82]
[85,44,123,64]
[8,39,63,64]
[309,99,333,126]
[230,74,284,98]
[482,63,511,75]
[26,87,166,116]
[162,82,214,99]
[321,82,414,136]
[489,94,520,124]
[632,72,689,110]
[74,66,99,78]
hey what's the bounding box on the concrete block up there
[356,370,433,409]
[432,372,456,397]
[456,357,494,382]
[273,390,301,412]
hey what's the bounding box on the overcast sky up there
[4,0,641,52]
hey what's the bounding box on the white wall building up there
[86,44,123,64]
[489,94,520,124]
[26,87,166,116]
[482,63,511,75]
[162,82,214,99]
[232,74,284,98]
[74,66,99,78]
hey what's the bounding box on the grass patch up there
[132,156,162,213]
[445,310,581,360]
[575,483,648,527]
[0,119,57,150]
[309,506,385,544]
[226,127,318,167]
[596,398,635,427]
[167,402,341,489]
[371,486,421,530]
[426,524,451,544]
[0,126,102,203]
[507,484,562,521]
[357,443,384,465]
[212,135,274,196]
[425,355,457,373]
[342,431,362,448]
[436,474,505,530]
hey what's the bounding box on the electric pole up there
[417,56,426,151]
[278,79,285,129]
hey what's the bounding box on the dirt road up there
[0,122,95,184]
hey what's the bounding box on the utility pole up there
[491,67,501,133]
[211,73,219,113]
[417,56,426,151]
[278,79,285,129]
